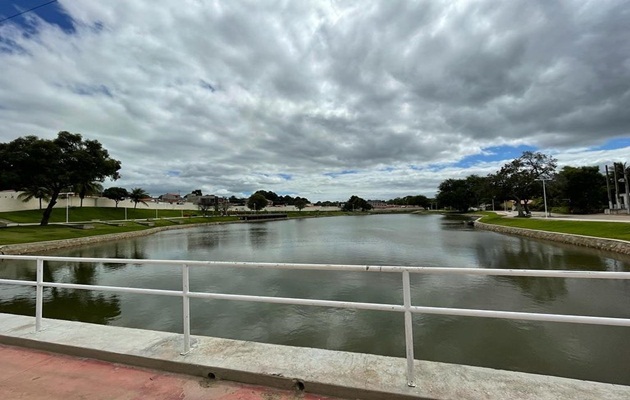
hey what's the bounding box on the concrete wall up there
[0,191,196,213]
[0,191,342,213]
[474,220,630,255]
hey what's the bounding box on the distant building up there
[159,193,182,204]
[367,200,388,209]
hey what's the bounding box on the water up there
[1,214,630,384]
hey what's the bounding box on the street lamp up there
[60,192,74,223]
[537,178,550,218]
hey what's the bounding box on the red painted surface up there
[0,344,343,400]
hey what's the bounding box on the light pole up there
[60,192,73,223]
[537,178,549,218]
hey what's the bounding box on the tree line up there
[435,151,622,215]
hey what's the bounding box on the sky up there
[0,0,629,201]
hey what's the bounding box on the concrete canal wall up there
[474,220,630,255]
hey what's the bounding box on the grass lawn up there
[478,212,630,241]
[0,207,191,223]
[0,207,240,245]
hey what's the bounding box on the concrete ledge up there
[135,221,155,227]
[0,313,628,400]
[64,223,95,230]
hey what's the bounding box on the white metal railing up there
[1,254,630,387]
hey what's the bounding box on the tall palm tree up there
[129,188,150,209]
[18,187,51,210]
[74,181,104,207]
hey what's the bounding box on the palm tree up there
[18,187,52,210]
[129,188,150,209]
[74,181,104,207]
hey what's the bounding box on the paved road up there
[495,211,630,223]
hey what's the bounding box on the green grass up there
[0,207,240,245]
[478,212,630,241]
[0,207,192,223]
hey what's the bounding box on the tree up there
[294,197,308,211]
[253,190,279,203]
[0,132,121,225]
[129,188,150,209]
[17,186,51,210]
[436,178,474,212]
[197,197,213,216]
[342,195,372,212]
[553,166,606,214]
[492,151,557,217]
[388,194,431,208]
[191,189,203,196]
[229,195,245,205]
[219,199,231,215]
[73,181,103,207]
[103,187,129,208]
[247,193,268,211]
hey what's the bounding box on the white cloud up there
[0,0,629,200]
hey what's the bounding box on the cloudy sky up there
[1,0,629,201]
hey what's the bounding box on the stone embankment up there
[474,220,630,255]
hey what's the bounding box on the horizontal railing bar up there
[1,255,630,279]
[44,282,182,297]
[187,291,405,312]
[409,306,630,327]
[0,278,36,287]
[2,273,630,328]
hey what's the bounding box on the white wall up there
[0,191,196,213]
[0,191,343,213]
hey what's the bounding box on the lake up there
[1,214,629,384]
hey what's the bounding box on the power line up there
[0,0,59,25]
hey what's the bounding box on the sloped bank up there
[0,222,235,255]
[474,219,630,255]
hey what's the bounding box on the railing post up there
[35,258,44,332]
[402,270,416,387]
[181,263,191,355]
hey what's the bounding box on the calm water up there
[1,214,630,384]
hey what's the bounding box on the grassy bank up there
[0,207,353,246]
[478,213,630,241]
[0,207,242,245]
[0,207,191,223]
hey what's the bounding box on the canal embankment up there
[0,220,239,255]
[1,312,629,400]
[474,218,630,255]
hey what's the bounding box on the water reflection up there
[0,260,121,324]
[1,214,630,384]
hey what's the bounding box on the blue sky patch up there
[593,137,630,150]
[453,144,538,168]
[166,170,181,177]
[324,169,358,178]
[277,173,292,180]
[0,1,75,33]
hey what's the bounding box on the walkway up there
[0,343,341,400]
[495,211,630,223]
[2,313,630,400]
